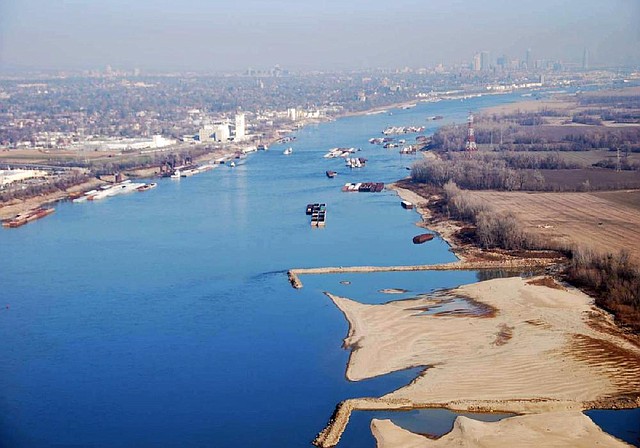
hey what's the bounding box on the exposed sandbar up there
[313,276,640,446]
[328,277,640,408]
[371,412,633,448]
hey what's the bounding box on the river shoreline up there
[0,87,523,225]
[0,177,106,220]
[308,122,640,445]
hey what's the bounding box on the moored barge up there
[341,182,384,192]
[412,233,434,244]
[401,200,414,209]
[2,207,55,228]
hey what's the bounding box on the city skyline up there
[0,0,639,73]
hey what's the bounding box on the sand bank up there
[331,277,640,404]
[371,412,633,448]
[314,276,640,446]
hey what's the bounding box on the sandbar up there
[371,412,633,447]
[315,276,640,446]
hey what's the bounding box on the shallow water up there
[0,91,636,447]
[586,409,640,447]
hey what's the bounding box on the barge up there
[2,207,54,228]
[323,147,358,158]
[137,183,157,192]
[412,233,434,244]
[345,157,367,168]
[342,182,384,192]
[306,203,327,227]
[401,200,414,209]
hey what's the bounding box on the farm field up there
[515,149,639,167]
[540,169,640,190]
[469,189,640,263]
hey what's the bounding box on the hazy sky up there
[0,0,638,72]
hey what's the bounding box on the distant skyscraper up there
[473,53,481,71]
[582,48,589,70]
[480,51,490,71]
[235,113,246,141]
[526,48,532,70]
[497,55,507,70]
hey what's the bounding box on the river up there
[1,91,637,447]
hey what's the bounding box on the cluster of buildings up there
[0,62,632,156]
[194,113,246,144]
[471,48,592,73]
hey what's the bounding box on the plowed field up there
[470,189,640,262]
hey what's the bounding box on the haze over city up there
[1,0,639,73]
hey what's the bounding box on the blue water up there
[587,409,640,447]
[1,92,635,447]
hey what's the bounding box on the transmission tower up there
[465,112,477,152]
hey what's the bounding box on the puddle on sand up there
[407,293,495,317]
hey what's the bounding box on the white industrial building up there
[215,124,230,142]
[199,123,230,143]
[0,169,48,187]
[82,135,175,151]
[234,113,246,141]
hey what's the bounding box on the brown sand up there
[371,412,633,447]
[329,277,640,407]
[313,277,640,446]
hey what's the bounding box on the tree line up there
[436,180,640,331]
[411,155,547,191]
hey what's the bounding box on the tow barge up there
[2,207,55,228]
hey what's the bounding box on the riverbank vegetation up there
[399,177,640,333]
[441,181,542,251]
[422,89,640,194]
[566,248,640,331]
[411,152,640,191]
